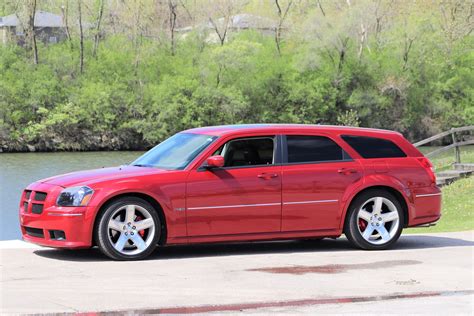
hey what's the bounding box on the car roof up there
[184,124,401,137]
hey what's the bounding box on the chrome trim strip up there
[48,213,83,217]
[283,199,338,205]
[187,202,280,211]
[415,193,442,198]
[188,199,339,210]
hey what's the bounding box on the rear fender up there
[338,174,414,230]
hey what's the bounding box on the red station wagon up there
[20,124,442,260]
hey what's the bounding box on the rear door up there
[281,134,363,232]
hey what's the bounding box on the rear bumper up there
[408,187,442,227]
[20,206,94,249]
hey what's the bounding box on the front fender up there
[85,174,187,242]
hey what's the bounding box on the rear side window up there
[286,135,350,163]
[341,135,406,159]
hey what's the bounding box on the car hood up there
[39,165,169,187]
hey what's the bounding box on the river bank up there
[0,132,150,153]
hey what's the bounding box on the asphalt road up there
[0,231,473,315]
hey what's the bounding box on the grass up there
[405,176,474,233]
[419,145,474,171]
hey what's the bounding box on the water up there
[0,151,144,240]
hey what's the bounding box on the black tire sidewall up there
[345,189,404,250]
[95,197,161,260]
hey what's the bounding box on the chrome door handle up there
[257,173,279,179]
[338,168,357,175]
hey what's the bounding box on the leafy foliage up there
[0,0,472,151]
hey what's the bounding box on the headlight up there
[56,186,94,207]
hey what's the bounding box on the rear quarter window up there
[341,135,406,159]
[286,135,350,163]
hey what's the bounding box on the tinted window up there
[286,135,348,163]
[341,135,406,158]
[217,137,275,167]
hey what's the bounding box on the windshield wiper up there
[132,164,153,168]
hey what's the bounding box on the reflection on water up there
[0,151,143,240]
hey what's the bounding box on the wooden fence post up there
[451,128,461,164]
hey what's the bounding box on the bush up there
[0,11,472,151]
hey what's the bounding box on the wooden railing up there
[413,126,474,163]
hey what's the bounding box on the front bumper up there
[20,207,93,248]
[19,182,95,249]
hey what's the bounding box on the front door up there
[186,136,282,236]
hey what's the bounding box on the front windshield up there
[132,133,217,170]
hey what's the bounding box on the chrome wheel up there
[357,197,400,245]
[107,204,155,255]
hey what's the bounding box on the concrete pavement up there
[0,231,473,315]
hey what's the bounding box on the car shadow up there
[33,233,474,262]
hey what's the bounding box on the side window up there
[341,135,406,158]
[286,135,349,163]
[216,137,275,167]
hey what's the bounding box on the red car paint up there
[19,124,441,249]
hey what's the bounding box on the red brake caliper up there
[359,218,367,231]
[135,215,146,237]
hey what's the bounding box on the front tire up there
[344,190,404,250]
[95,197,161,260]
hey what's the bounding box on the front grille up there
[23,190,48,214]
[25,227,44,238]
[31,204,43,214]
[34,192,47,201]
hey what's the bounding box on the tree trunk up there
[61,0,73,48]
[93,0,104,59]
[78,1,84,73]
[169,0,177,55]
[403,37,414,71]
[27,0,38,64]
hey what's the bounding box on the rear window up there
[286,135,350,163]
[341,135,406,159]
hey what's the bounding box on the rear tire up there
[95,197,161,260]
[344,189,403,250]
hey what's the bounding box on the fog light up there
[49,230,66,240]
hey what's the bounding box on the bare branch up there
[209,15,229,46]
[317,0,326,17]
[274,0,293,56]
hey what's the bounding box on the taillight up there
[417,157,436,184]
